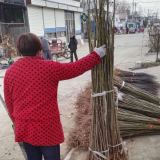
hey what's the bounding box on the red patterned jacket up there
[4,52,100,146]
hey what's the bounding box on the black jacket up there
[68,37,78,51]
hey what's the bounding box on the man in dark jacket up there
[68,36,78,62]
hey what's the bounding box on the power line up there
[116,0,160,3]
[138,1,160,3]
[125,1,160,4]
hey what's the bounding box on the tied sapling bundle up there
[114,76,160,105]
[114,69,159,95]
[118,108,160,138]
[87,0,128,160]
[118,94,160,118]
[67,84,160,150]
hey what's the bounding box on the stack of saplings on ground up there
[67,69,160,150]
[114,69,159,95]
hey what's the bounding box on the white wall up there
[27,6,82,42]
[47,0,80,7]
[74,12,81,34]
[55,10,65,28]
[29,0,82,11]
[27,6,44,36]
[43,8,55,28]
[30,0,46,6]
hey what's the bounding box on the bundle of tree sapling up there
[114,76,160,105]
[118,94,160,118]
[114,69,159,95]
[87,0,128,159]
[67,84,160,150]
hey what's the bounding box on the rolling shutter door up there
[27,6,44,36]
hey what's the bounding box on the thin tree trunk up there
[88,0,128,160]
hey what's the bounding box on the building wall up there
[43,8,55,29]
[53,9,66,42]
[2,0,25,5]
[0,3,29,45]
[29,0,83,12]
[27,1,82,42]
[55,10,65,28]
[47,0,80,7]
[74,12,81,39]
[75,12,81,34]
[27,6,44,36]
[29,0,80,7]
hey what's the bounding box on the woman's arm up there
[54,52,101,81]
[4,72,14,122]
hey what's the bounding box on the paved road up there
[0,32,160,160]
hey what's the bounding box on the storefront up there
[26,0,82,42]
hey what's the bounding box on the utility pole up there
[132,0,134,21]
[156,10,158,23]
[135,2,137,14]
[133,0,134,13]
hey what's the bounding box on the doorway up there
[65,11,75,42]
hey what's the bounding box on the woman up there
[4,33,106,160]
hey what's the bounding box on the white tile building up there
[26,0,83,42]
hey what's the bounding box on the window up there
[4,0,25,5]
[0,4,24,23]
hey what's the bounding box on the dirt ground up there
[0,31,160,160]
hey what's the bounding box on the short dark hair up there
[17,33,42,56]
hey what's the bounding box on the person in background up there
[40,37,52,60]
[126,26,129,34]
[4,33,106,160]
[68,35,78,62]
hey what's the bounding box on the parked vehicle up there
[126,22,136,33]
[50,39,70,61]
[139,27,144,33]
[153,23,160,27]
